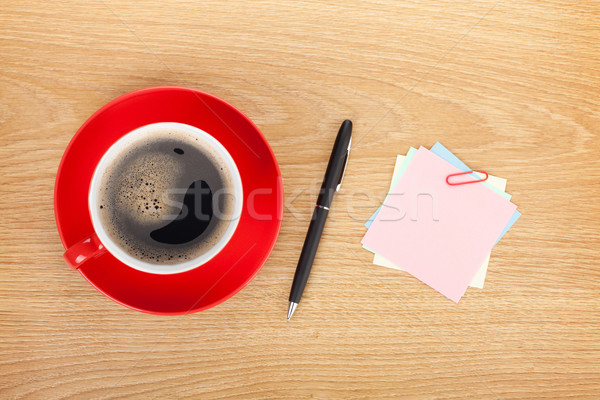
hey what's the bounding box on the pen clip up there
[336,137,351,192]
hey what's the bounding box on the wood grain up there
[1,0,599,398]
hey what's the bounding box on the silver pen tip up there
[287,301,298,321]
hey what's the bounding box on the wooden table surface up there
[1,1,599,398]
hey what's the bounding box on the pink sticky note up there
[361,147,517,302]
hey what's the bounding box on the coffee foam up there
[96,126,236,265]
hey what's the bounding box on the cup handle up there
[64,234,106,270]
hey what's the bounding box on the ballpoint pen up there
[287,120,352,320]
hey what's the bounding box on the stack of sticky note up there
[361,143,520,303]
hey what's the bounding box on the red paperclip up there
[446,170,488,186]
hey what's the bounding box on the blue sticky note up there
[496,210,520,245]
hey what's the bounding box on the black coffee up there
[97,126,236,265]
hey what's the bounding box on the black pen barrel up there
[316,120,352,208]
[289,206,329,304]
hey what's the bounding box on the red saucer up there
[54,87,283,315]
